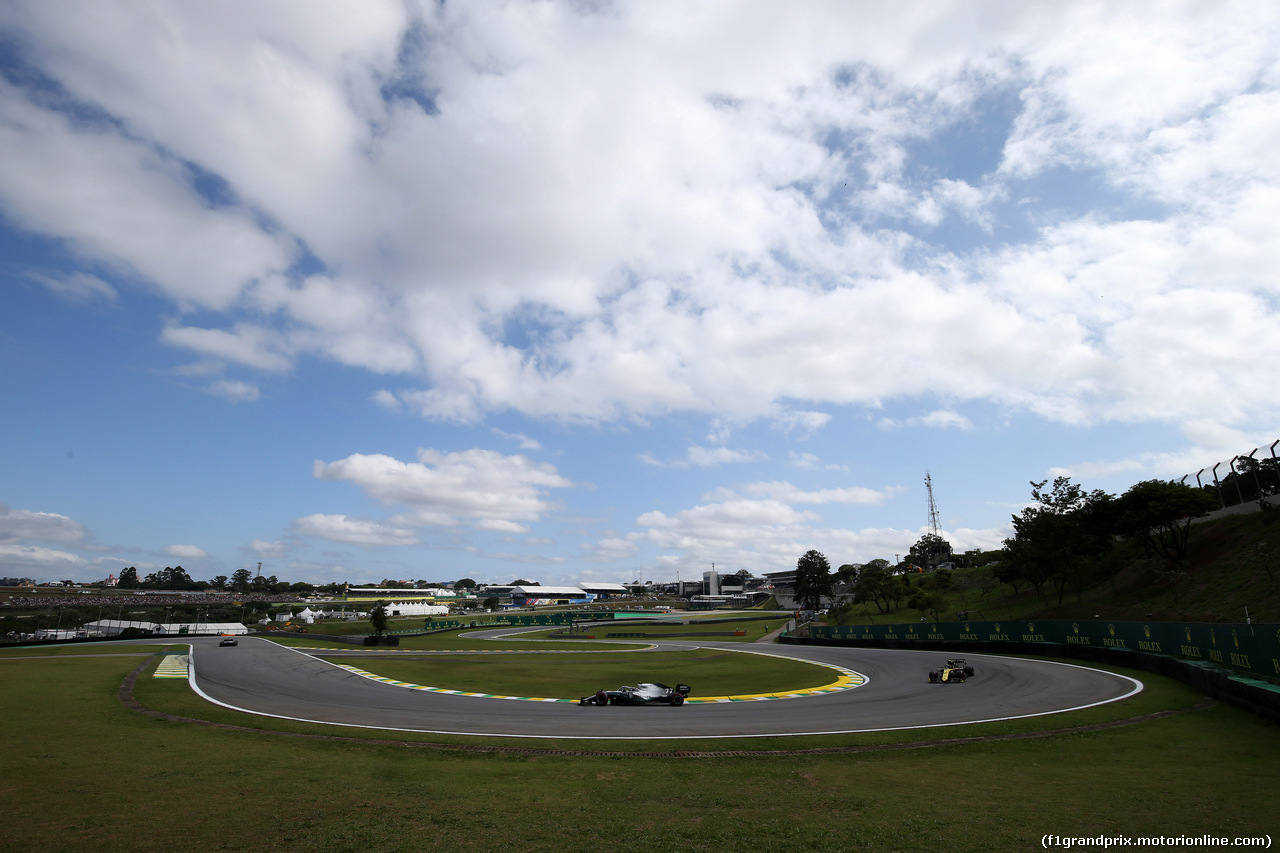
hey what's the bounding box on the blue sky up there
[2,2,1278,586]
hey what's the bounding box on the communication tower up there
[925,472,941,538]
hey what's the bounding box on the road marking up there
[153,653,189,679]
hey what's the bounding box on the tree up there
[1116,480,1220,566]
[850,560,894,613]
[209,575,228,590]
[512,579,538,586]
[369,601,389,636]
[908,589,947,622]
[835,563,855,579]
[117,567,138,589]
[908,533,954,569]
[793,550,834,612]
[230,568,253,593]
[1003,477,1119,604]
[455,578,477,590]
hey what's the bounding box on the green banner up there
[810,618,1280,680]
[422,611,617,631]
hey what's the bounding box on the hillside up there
[832,509,1280,626]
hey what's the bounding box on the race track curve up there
[184,634,1142,739]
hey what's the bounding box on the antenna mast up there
[925,472,941,539]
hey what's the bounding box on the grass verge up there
[2,652,1276,852]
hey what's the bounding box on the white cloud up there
[491,428,542,450]
[880,410,974,431]
[639,445,766,469]
[0,543,86,568]
[686,446,766,467]
[162,324,293,372]
[163,544,207,560]
[312,448,572,533]
[788,452,848,472]
[292,513,420,547]
[738,481,897,506]
[581,537,641,563]
[248,539,286,558]
[26,271,117,303]
[1,2,1277,484]
[0,78,292,311]
[0,505,87,544]
[371,390,402,411]
[631,479,1005,574]
[772,410,832,435]
[207,379,260,403]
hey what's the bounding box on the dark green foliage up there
[848,559,911,614]
[909,533,953,569]
[1003,477,1120,605]
[793,549,834,612]
[1116,480,1221,565]
[369,601,389,636]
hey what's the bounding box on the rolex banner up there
[810,619,1280,680]
[424,611,616,631]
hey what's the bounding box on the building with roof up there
[82,620,249,636]
[578,582,627,599]
[509,585,592,606]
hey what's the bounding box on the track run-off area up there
[175,630,1143,740]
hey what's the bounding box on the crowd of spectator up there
[0,591,306,610]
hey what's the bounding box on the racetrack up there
[185,634,1142,739]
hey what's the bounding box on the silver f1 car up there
[580,682,691,706]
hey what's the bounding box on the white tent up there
[386,600,450,616]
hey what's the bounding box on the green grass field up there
[335,648,837,697]
[1,642,1277,852]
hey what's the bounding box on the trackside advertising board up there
[422,611,617,631]
[810,619,1280,680]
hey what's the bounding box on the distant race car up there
[928,658,974,683]
[580,682,691,706]
[218,637,238,647]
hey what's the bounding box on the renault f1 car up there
[580,682,691,706]
[928,658,974,683]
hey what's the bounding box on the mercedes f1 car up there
[928,658,974,683]
[580,682,691,706]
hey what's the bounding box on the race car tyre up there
[594,691,609,706]
[928,671,939,682]
[671,693,684,706]
[964,666,975,677]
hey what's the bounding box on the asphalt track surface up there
[184,634,1142,740]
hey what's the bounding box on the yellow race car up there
[928,658,974,683]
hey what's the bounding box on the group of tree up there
[792,475,1223,621]
[837,558,955,620]
[998,477,1220,604]
[115,566,336,596]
